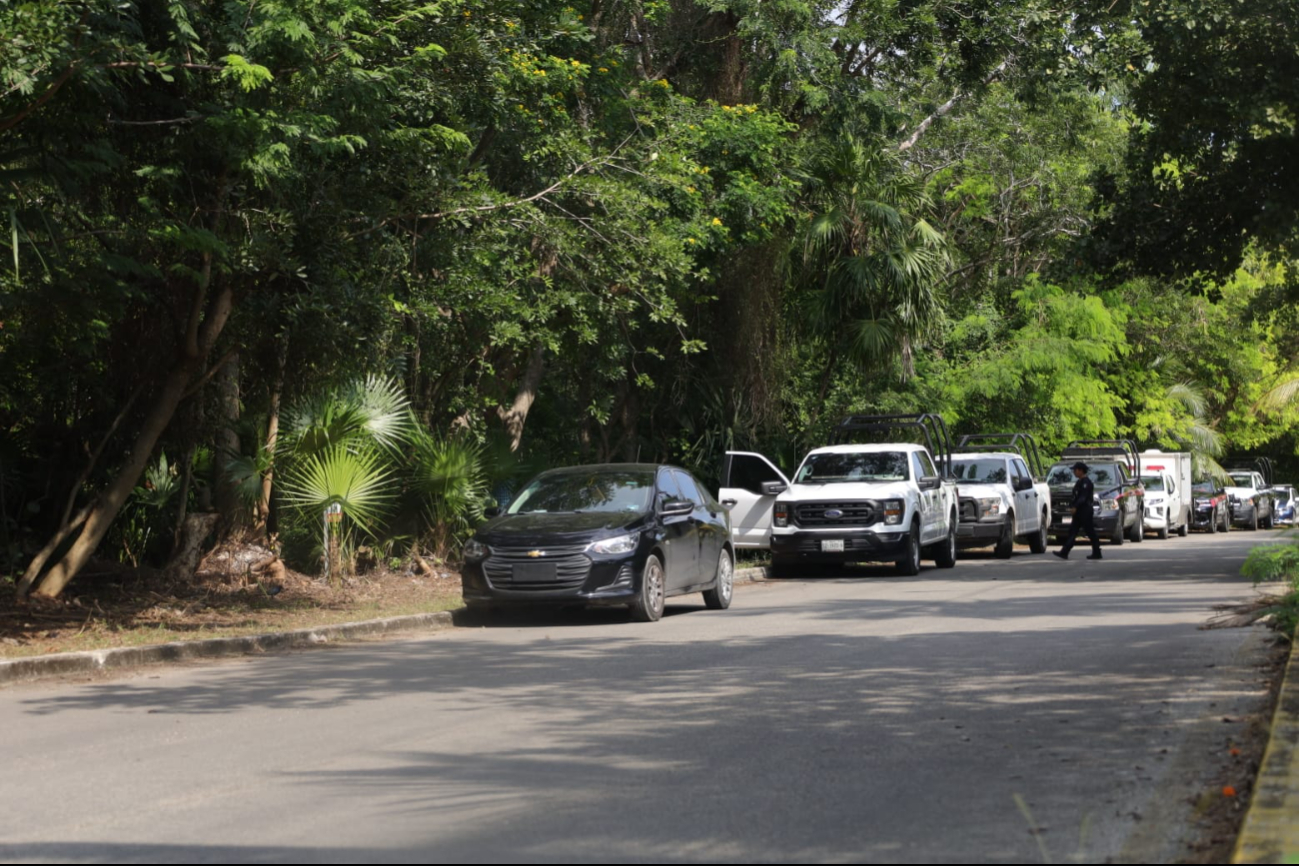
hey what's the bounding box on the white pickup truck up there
[719,414,960,577]
[1226,462,1276,530]
[1138,449,1193,539]
[950,433,1052,557]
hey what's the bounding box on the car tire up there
[703,549,734,610]
[1248,510,1258,532]
[629,554,666,622]
[1222,510,1231,533]
[1129,513,1144,542]
[1111,520,1124,545]
[1178,520,1189,537]
[896,522,921,576]
[994,513,1014,559]
[1029,511,1048,554]
[1208,515,1218,534]
[934,516,957,569]
[1157,523,1169,540]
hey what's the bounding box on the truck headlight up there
[774,502,791,528]
[464,538,488,560]
[977,497,1001,518]
[1099,498,1120,513]
[882,499,904,525]
[587,533,638,555]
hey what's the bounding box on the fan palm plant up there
[799,133,950,379]
[279,444,398,541]
[412,433,489,555]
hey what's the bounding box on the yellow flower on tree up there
[711,218,723,226]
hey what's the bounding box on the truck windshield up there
[1047,463,1124,487]
[1140,476,1166,492]
[1229,473,1254,488]
[795,452,908,483]
[1193,481,1217,495]
[951,459,1008,484]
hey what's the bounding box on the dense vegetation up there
[3,0,1298,597]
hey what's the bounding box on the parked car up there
[951,432,1051,558]
[1047,440,1145,545]
[1190,478,1231,533]
[461,464,734,622]
[1275,485,1296,526]
[1138,450,1193,539]
[720,413,959,577]
[1226,468,1275,530]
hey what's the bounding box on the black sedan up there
[460,464,734,622]
[1190,479,1231,533]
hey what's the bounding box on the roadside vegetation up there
[2,0,1298,616]
[1240,534,1299,637]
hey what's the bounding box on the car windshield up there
[951,459,1008,484]
[1047,463,1123,487]
[795,451,908,484]
[507,470,654,514]
[1230,473,1254,488]
[1141,476,1166,492]
[1193,482,1217,495]
[1278,489,1293,504]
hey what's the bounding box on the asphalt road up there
[0,531,1285,863]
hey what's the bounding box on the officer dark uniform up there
[1054,462,1103,560]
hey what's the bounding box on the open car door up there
[719,452,790,549]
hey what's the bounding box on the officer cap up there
[1072,462,1089,473]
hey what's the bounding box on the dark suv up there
[1190,479,1231,533]
[461,464,733,622]
[1046,440,1145,545]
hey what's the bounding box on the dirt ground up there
[0,541,464,659]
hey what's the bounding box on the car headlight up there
[1099,498,1120,512]
[774,501,791,528]
[587,533,638,555]
[464,538,488,560]
[882,499,904,525]
[976,497,1001,518]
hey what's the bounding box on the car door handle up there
[722,499,737,507]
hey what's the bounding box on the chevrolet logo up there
[527,550,545,558]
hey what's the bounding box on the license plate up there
[821,539,845,553]
[512,563,558,582]
[1058,515,1072,525]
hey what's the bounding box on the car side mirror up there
[1014,477,1034,492]
[919,475,941,490]
[660,498,694,518]
[761,480,788,496]
[484,506,501,518]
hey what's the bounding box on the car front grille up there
[794,501,877,527]
[483,544,592,592]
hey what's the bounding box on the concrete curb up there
[0,565,770,688]
[0,610,456,687]
[1234,638,1299,863]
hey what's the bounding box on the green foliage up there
[279,445,397,540]
[1242,537,1299,635]
[412,434,489,552]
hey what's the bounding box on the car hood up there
[786,481,916,500]
[477,511,647,546]
[956,483,1009,499]
[1224,486,1259,498]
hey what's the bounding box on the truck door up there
[912,451,941,542]
[719,452,790,550]
[1012,457,1038,534]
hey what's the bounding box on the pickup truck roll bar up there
[955,433,1047,480]
[831,413,954,478]
[1060,439,1140,477]
[1225,456,1275,487]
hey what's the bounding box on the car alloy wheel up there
[703,549,733,610]
[631,555,666,622]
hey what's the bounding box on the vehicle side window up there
[910,452,924,482]
[725,454,782,495]
[673,471,704,507]
[1013,458,1030,482]
[657,469,683,505]
[918,451,938,479]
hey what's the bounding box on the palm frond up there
[279,444,397,538]
[1257,376,1299,412]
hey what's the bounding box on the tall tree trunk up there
[18,277,236,600]
[497,346,545,452]
[257,335,288,536]
[214,351,242,524]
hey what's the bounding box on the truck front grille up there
[794,501,877,527]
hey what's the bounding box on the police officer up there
[1054,462,1103,560]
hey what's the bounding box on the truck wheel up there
[1222,510,1231,533]
[1178,519,1189,537]
[1248,510,1258,531]
[1129,513,1144,542]
[897,522,921,576]
[1111,520,1125,545]
[1029,511,1048,554]
[1158,523,1169,540]
[934,516,957,569]
[994,513,1014,559]
[1208,514,1218,534]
